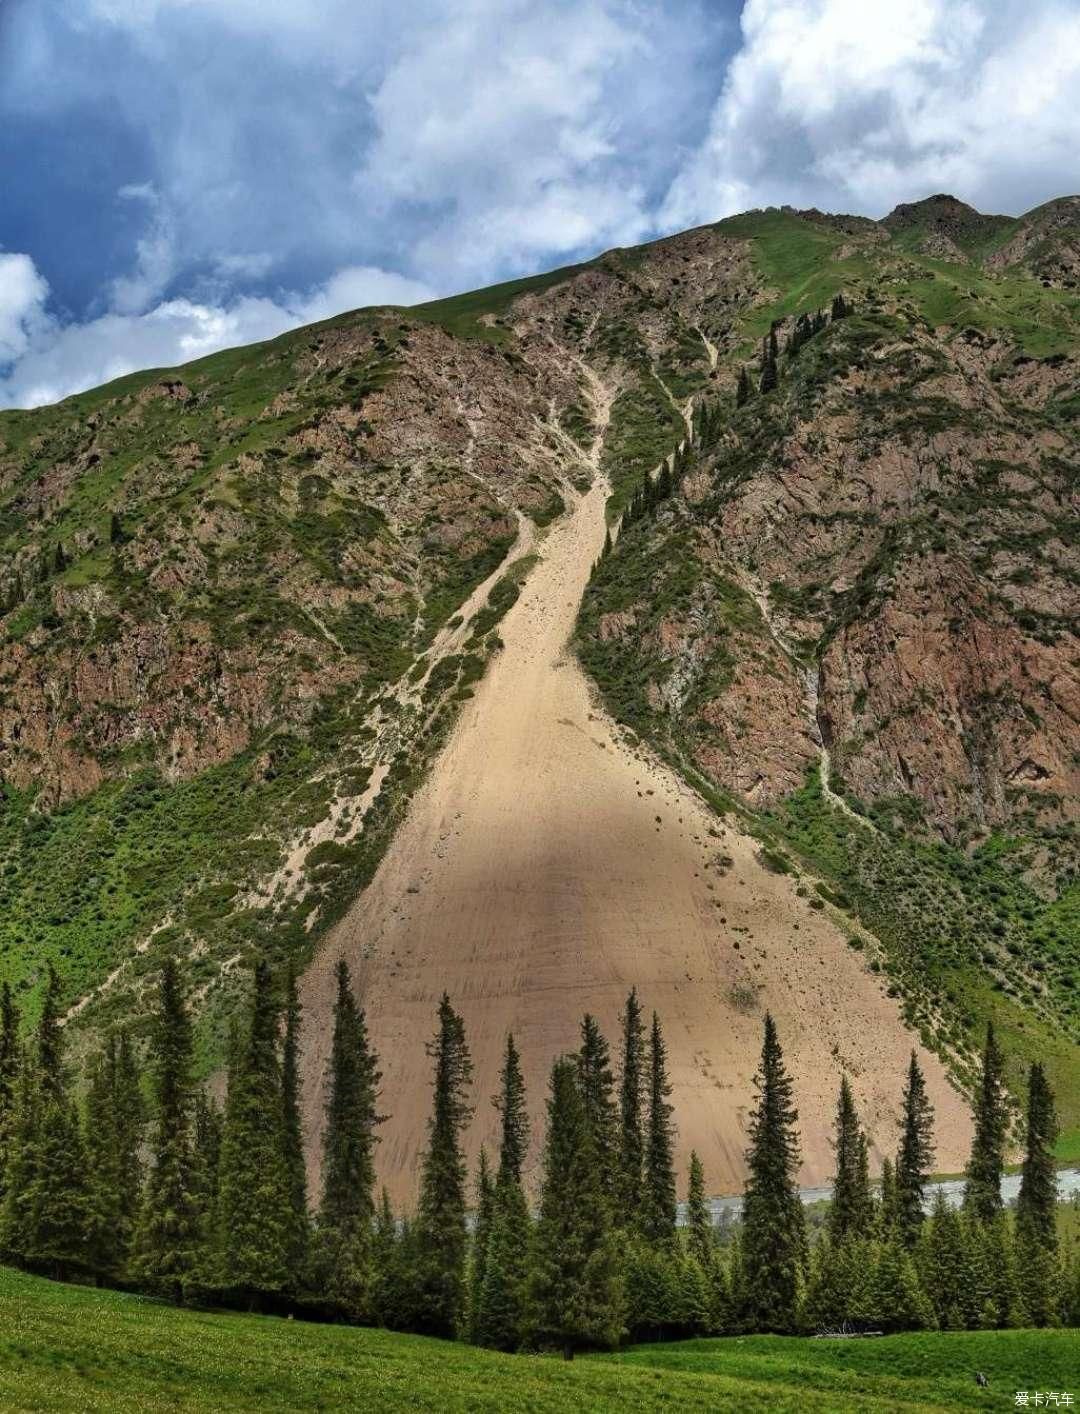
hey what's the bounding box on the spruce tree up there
[113,1028,145,1257]
[878,1156,898,1235]
[1015,1063,1061,1326]
[191,1088,223,1284]
[493,1033,528,1188]
[414,993,473,1338]
[0,982,18,1200]
[217,962,291,1304]
[828,1076,874,1242]
[37,964,63,1100]
[740,1014,807,1332]
[281,966,310,1280]
[476,1173,532,1351]
[870,1237,935,1332]
[617,988,646,1225]
[131,959,199,1303]
[315,959,383,1319]
[964,1022,1009,1225]
[528,1056,622,1359]
[4,966,89,1281]
[577,1014,618,1203]
[29,1091,89,1281]
[895,1051,934,1247]
[1016,1062,1058,1251]
[642,1012,677,1245]
[0,1059,36,1265]
[475,1036,533,1349]
[466,1148,495,1341]
[736,366,751,408]
[82,1040,125,1282]
[686,1151,714,1273]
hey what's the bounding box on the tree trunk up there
[562,1342,575,1362]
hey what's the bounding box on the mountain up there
[0,195,1077,1198]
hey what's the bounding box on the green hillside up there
[0,1264,1074,1413]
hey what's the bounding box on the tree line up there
[0,962,1078,1357]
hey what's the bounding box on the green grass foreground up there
[1,1267,1077,1412]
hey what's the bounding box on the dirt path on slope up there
[299,477,971,1205]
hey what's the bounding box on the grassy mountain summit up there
[0,195,1077,1146]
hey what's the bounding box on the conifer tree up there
[476,1172,532,1351]
[217,962,291,1304]
[870,1237,935,1332]
[371,1188,407,1329]
[918,1191,978,1329]
[109,511,124,545]
[642,1012,677,1245]
[878,1156,898,1235]
[191,1089,223,1268]
[0,982,18,1199]
[964,1023,1009,1225]
[315,959,383,1319]
[131,960,199,1303]
[281,966,309,1279]
[493,1033,528,1188]
[740,1015,807,1331]
[475,1035,532,1350]
[828,1076,874,1242]
[895,1051,934,1247]
[759,338,778,394]
[618,988,646,1225]
[113,1028,145,1255]
[0,1059,36,1265]
[528,1056,622,1359]
[28,1091,89,1282]
[82,1040,125,1282]
[736,366,751,407]
[466,1148,495,1342]
[1015,1063,1061,1326]
[2,966,90,1281]
[37,964,63,1100]
[414,993,473,1338]
[577,1013,618,1204]
[686,1151,713,1273]
[1016,1062,1058,1251]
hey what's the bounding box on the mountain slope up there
[0,195,1077,1187]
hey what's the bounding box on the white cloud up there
[661,0,1080,229]
[0,259,437,410]
[108,183,177,314]
[0,253,50,363]
[356,0,657,284]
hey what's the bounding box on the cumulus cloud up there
[0,253,50,363]
[662,0,1080,229]
[0,258,436,409]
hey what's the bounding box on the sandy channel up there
[299,473,971,1204]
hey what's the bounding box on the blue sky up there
[2,0,1079,408]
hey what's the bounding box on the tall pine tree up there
[685,1151,714,1273]
[131,960,199,1303]
[577,1014,618,1203]
[466,1148,495,1341]
[642,1012,677,1245]
[1016,1062,1058,1250]
[0,982,18,1200]
[618,989,646,1225]
[895,1052,934,1248]
[414,993,473,1338]
[964,1022,1009,1225]
[216,961,291,1304]
[476,1035,532,1350]
[740,1014,807,1332]
[828,1076,874,1242]
[528,1056,622,1359]
[281,966,310,1281]
[315,959,383,1319]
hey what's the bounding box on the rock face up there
[0,194,1078,1122]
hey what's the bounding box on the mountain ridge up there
[0,193,1076,1193]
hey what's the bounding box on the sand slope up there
[299,470,971,1204]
